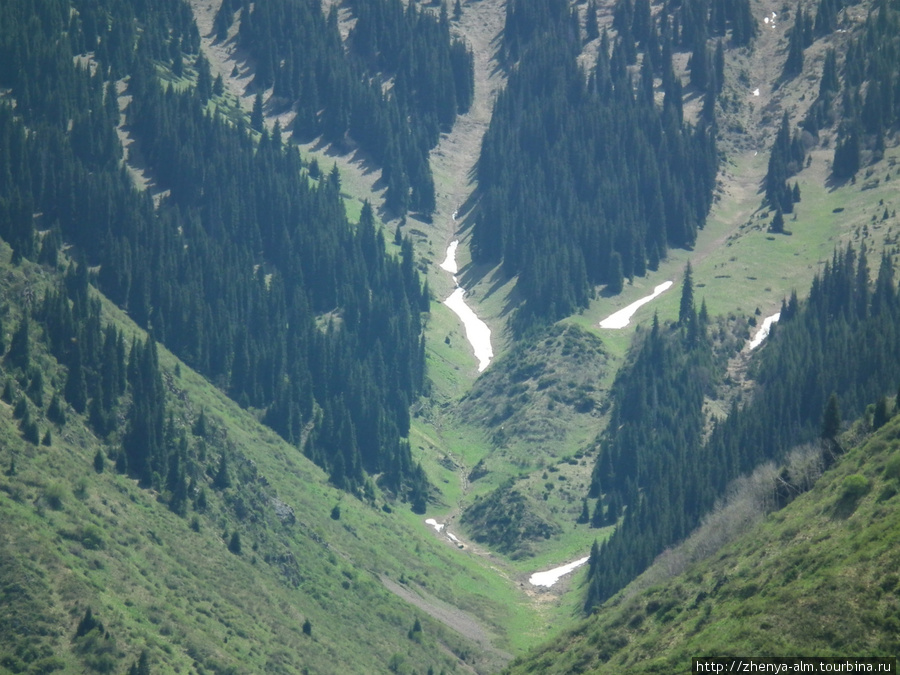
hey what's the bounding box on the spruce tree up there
[771,209,785,234]
[679,262,695,324]
[214,454,231,489]
[251,92,264,132]
[7,317,30,371]
[822,392,841,440]
[585,2,600,42]
[94,449,105,473]
[782,6,805,79]
[873,397,889,430]
[577,499,590,524]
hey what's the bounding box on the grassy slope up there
[0,242,527,674]
[505,415,900,674]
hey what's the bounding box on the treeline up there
[0,0,430,505]
[217,0,474,218]
[584,246,900,610]
[474,0,720,327]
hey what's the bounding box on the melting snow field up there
[599,281,674,329]
[424,519,463,548]
[748,312,781,350]
[441,240,493,372]
[529,556,591,588]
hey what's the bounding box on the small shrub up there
[74,477,88,500]
[228,531,242,554]
[81,525,105,550]
[884,454,900,481]
[44,482,66,510]
[841,474,870,501]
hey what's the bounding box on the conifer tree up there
[771,208,785,234]
[782,6,805,79]
[251,92,264,132]
[585,1,600,41]
[822,392,841,440]
[679,262,695,325]
[577,499,590,524]
[65,343,88,414]
[7,317,30,372]
[214,454,231,490]
[94,449,105,473]
[873,397,889,430]
[196,53,213,103]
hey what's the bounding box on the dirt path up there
[380,575,513,669]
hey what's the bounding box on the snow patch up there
[748,312,781,350]
[753,88,760,96]
[441,240,493,372]
[440,240,459,275]
[425,518,445,533]
[599,281,674,329]
[529,556,591,588]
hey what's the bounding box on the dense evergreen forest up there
[216,0,474,218]
[0,0,431,505]
[473,0,738,327]
[584,245,900,609]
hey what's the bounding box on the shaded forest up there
[473,0,740,327]
[0,0,431,505]
[216,0,474,218]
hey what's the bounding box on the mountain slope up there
[0,242,518,674]
[505,412,900,674]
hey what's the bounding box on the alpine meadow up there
[1,0,899,672]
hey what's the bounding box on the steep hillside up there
[505,411,900,673]
[0,242,519,674]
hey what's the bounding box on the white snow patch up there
[440,240,459,275]
[446,532,461,544]
[441,240,493,372]
[753,88,760,96]
[599,281,674,329]
[748,312,781,350]
[764,15,769,23]
[529,556,591,588]
[425,518,445,533]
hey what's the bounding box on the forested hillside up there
[473,0,726,326]
[0,0,432,503]
[4,0,900,670]
[0,241,515,673]
[216,0,474,217]
[583,244,900,609]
